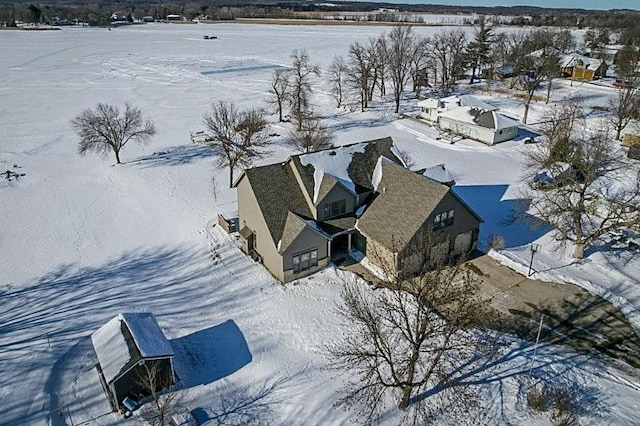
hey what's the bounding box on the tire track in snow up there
[11,45,88,69]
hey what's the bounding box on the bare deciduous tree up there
[540,95,585,165]
[236,108,269,147]
[482,31,508,93]
[347,41,375,111]
[71,102,156,164]
[289,50,320,130]
[286,117,334,153]
[371,36,387,100]
[203,101,264,187]
[409,35,431,96]
[267,68,289,122]
[327,55,349,108]
[524,118,640,258]
[386,25,414,113]
[135,361,181,426]
[431,30,467,94]
[608,85,640,140]
[327,254,498,423]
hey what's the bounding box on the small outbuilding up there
[92,313,175,412]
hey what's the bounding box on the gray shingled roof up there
[243,162,312,244]
[318,216,357,236]
[241,138,404,247]
[289,156,316,203]
[358,159,450,252]
[279,212,313,253]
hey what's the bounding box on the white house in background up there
[417,95,520,145]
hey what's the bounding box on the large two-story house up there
[234,137,482,282]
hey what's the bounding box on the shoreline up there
[194,18,465,26]
[0,26,62,31]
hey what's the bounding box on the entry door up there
[430,239,449,266]
[354,233,366,254]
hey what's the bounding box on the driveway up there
[469,254,640,368]
[340,254,640,368]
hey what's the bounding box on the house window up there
[433,209,455,230]
[293,248,318,273]
[323,199,346,219]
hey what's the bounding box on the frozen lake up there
[1,22,639,426]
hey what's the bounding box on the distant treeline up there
[1,0,639,34]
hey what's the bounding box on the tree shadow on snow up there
[131,144,215,168]
[512,127,540,142]
[453,185,551,250]
[0,234,274,423]
[408,338,610,424]
[171,320,252,388]
[44,336,113,426]
[190,375,292,425]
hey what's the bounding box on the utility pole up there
[528,314,545,379]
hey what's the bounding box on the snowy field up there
[1,23,640,425]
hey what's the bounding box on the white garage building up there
[417,95,520,145]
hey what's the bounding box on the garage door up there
[454,231,473,255]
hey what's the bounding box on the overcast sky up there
[376,0,640,10]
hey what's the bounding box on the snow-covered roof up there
[439,106,479,125]
[91,313,174,384]
[492,112,521,131]
[298,143,367,203]
[416,98,439,109]
[560,53,603,71]
[529,47,561,59]
[418,95,496,113]
[439,108,519,132]
[422,164,455,185]
[444,95,496,112]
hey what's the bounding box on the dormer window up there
[433,209,455,230]
[324,199,346,219]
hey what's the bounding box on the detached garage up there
[92,313,175,412]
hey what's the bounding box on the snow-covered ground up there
[1,23,639,425]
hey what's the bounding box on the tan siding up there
[428,192,480,255]
[317,185,357,221]
[282,227,329,272]
[361,234,398,277]
[237,176,284,281]
[397,192,480,274]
